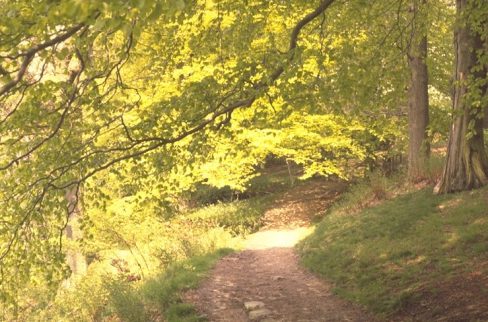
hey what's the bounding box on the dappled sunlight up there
[244,227,313,250]
[473,217,487,225]
[406,255,427,266]
[444,231,460,249]
[260,179,346,229]
[437,198,462,212]
[383,262,402,273]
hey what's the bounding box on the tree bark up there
[484,78,488,128]
[407,6,430,181]
[63,186,87,288]
[63,54,87,287]
[435,0,488,193]
[483,105,488,128]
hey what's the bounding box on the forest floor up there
[183,179,376,322]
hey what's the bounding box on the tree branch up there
[0,24,84,97]
[56,0,337,189]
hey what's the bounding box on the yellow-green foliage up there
[0,0,456,315]
[36,271,110,321]
[199,112,398,186]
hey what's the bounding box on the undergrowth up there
[119,248,234,322]
[181,195,274,235]
[32,192,274,321]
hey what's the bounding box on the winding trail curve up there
[184,180,375,322]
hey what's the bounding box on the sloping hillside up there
[299,179,488,321]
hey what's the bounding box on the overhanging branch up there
[64,0,337,188]
[0,24,84,97]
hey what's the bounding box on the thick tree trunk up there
[435,0,488,193]
[484,107,488,128]
[408,28,430,180]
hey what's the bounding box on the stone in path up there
[244,301,265,311]
[248,308,272,320]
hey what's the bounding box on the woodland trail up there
[184,180,376,322]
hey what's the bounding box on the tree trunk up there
[435,0,488,193]
[63,186,87,288]
[407,23,430,180]
[63,54,87,287]
[484,86,488,128]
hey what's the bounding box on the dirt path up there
[184,180,374,322]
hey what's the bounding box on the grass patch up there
[107,281,149,322]
[298,184,488,317]
[181,195,274,235]
[165,303,203,322]
[328,171,409,216]
[108,248,233,322]
[142,248,233,322]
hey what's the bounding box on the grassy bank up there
[298,177,488,320]
[31,193,275,322]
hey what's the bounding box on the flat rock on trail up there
[184,180,374,322]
